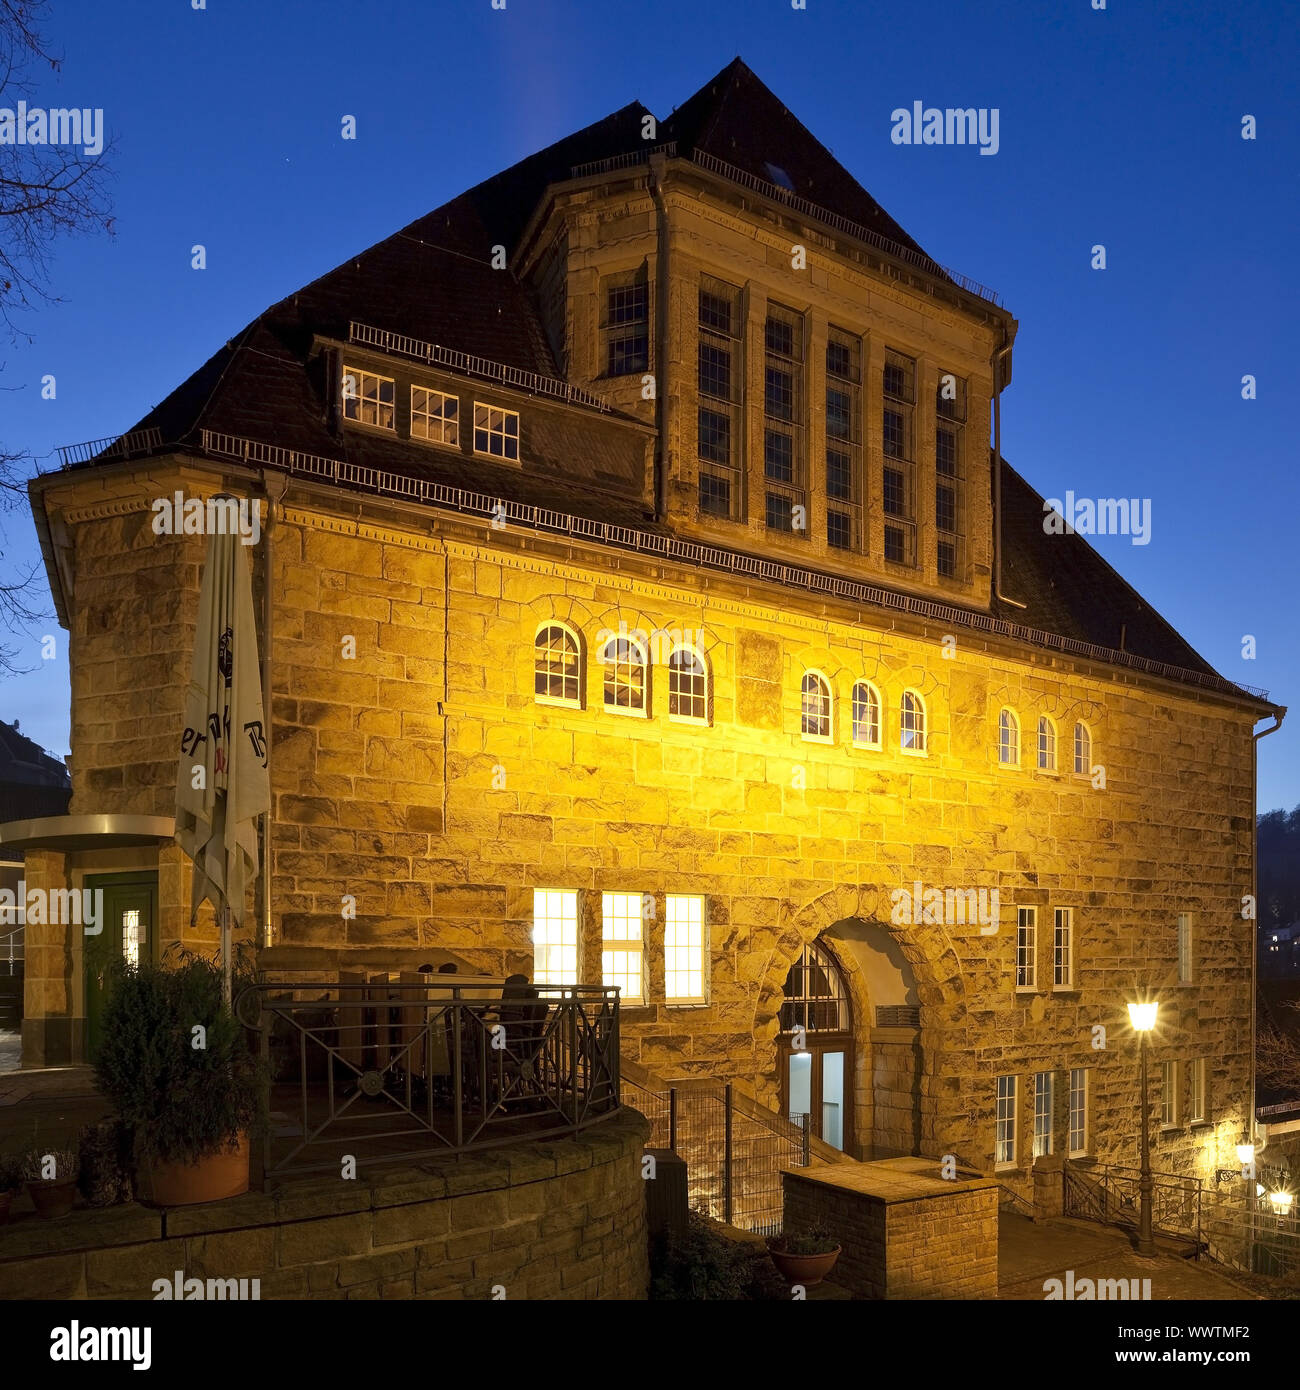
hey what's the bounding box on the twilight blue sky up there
[2,0,1297,808]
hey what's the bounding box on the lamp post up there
[1127,999,1159,1256]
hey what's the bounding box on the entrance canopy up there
[0,814,175,853]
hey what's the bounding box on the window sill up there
[668,715,710,728]
[343,418,398,438]
[603,705,649,719]
[900,747,928,758]
[535,696,582,711]
[1051,986,1079,995]
[665,1001,709,1010]
[800,734,834,746]
[1189,1121,1213,1131]
[472,448,522,467]
[408,432,462,455]
[994,1162,1022,1174]
[1159,1126,1182,1136]
[851,741,882,753]
[1014,986,1040,995]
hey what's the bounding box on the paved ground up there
[998,1212,1261,1301]
[0,1030,20,1074]
[0,1060,108,1154]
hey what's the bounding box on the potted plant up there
[94,947,265,1206]
[23,1144,80,1220]
[766,1224,842,1287]
[0,1151,24,1225]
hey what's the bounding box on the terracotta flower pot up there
[766,1240,842,1287]
[27,1176,78,1220]
[146,1134,250,1207]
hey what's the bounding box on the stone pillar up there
[21,850,77,1067]
[1032,1152,1063,1218]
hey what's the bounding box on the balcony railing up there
[236,976,621,1179]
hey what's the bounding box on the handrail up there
[197,428,1271,706]
[56,427,163,469]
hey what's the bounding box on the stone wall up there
[782,1159,998,1299]
[0,1110,649,1301]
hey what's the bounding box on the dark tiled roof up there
[995,459,1219,679]
[662,58,932,260]
[0,721,69,789]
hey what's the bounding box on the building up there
[11,60,1283,1195]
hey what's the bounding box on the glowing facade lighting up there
[1236,1143,1255,1166]
[1269,1191,1294,1216]
[1127,1000,1158,1032]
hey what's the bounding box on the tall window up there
[1037,716,1057,771]
[1160,1060,1179,1128]
[1189,1058,1207,1124]
[603,271,649,377]
[534,623,582,707]
[698,277,742,519]
[935,371,966,578]
[342,366,395,429]
[1016,907,1037,989]
[664,894,707,1004]
[780,940,850,1033]
[1177,913,1193,984]
[882,349,916,565]
[998,708,1020,766]
[1073,721,1092,776]
[533,889,579,987]
[851,681,881,749]
[473,402,520,461]
[410,386,458,445]
[826,327,862,552]
[1068,1068,1090,1157]
[900,690,926,753]
[601,892,645,1005]
[1053,908,1074,989]
[801,672,832,741]
[995,1075,1018,1166]
[668,647,709,724]
[764,303,805,536]
[1033,1071,1054,1158]
[601,635,648,715]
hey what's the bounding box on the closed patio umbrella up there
[174,501,269,1001]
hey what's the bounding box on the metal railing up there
[56,427,163,469]
[1204,1183,1300,1277]
[348,321,613,413]
[690,149,1003,308]
[1063,1162,1204,1255]
[0,925,22,978]
[624,1074,810,1234]
[197,427,1270,706]
[236,977,621,1179]
[570,141,677,180]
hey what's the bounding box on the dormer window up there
[342,366,395,430]
[473,402,520,461]
[411,386,458,446]
[603,272,649,377]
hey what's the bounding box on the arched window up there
[1073,721,1092,776]
[851,681,881,749]
[900,689,926,753]
[668,647,710,724]
[801,671,832,741]
[780,939,851,1034]
[1037,716,1057,771]
[998,708,1020,766]
[601,635,648,714]
[534,623,582,707]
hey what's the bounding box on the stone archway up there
[755,884,969,1159]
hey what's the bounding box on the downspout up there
[649,154,670,521]
[260,472,287,948]
[1251,708,1285,1156]
[991,322,1026,609]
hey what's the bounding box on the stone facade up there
[0,1109,649,1301]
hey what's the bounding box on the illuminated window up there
[1068,1068,1090,1156]
[472,402,520,461]
[882,348,916,566]
[122,908,141,968]
[601,892,645,1005]
[1074,721,1092,776]
[1160,1060,1179,1128]
[935,370,965,579]
[698,276,742,520]
[668,647,709,724]
[764,302,805,534]
[995,1074,1018,1167]
[603,273,649,377]
[342,366,395,429]
[800,671,832,742]
[1037,716,1057,771]
[851,681,881,749]
[1033,1071,1054,1158]
[532,889,578,987]
[900,690,926,753]
[1177,913,1193,984]
[534,624,582,707]
[1016,907,1037,989]
[998,708,1019,766]
[779,940,850,1033]
[601,635,648,715]
[664,894,707,1004]
[1189,1058,1207,1124]
[410,386,458,446]
[1053,908,1074,989]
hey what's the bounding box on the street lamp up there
[1269,1190,1294,1218]
[1127,999,1159,1256]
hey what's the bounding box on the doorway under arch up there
[777,937,854,1151]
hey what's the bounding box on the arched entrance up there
[777,937,853,1151]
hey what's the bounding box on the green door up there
[85,873,158,1061]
